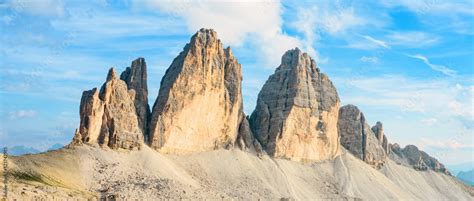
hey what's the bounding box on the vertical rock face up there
[338,104,386,168]
[249,48,340,162]
[371,122,384,142]
[148,29,244,154]
[77,88,104,144]
[389,144,450,175]
[372,121,390,154]
[71,68,144,150]
[236,113,263,157]
[120,58,150,142]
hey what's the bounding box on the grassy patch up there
[10,171,57,186]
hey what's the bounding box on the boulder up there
[249,48,340,162]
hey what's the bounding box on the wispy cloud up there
[380,0,474,16]
[347,35,390,50]
[420,118,437,125]
[386,31,440,48]
[9,109,37,119]
[407,54,457,77]
[363,35,390,49]
[359,56,379,63]
[7,0,65,17]
[419,138,474,150]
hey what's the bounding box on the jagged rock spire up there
[71,66,144,150]
[120,58,150,142]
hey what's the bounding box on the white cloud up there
[407,54,457,77]
[293,5,365,35]
[291,3,366,61]
[359,56,379,63]
[8,0,65,17]
[9,110,37,119]
[140,0,371,67]
[139,0,306,67]
[347,35,390,50]
[336,75,473,120]
[363,35,390,49]
[420,118,437,125]
[419,138,473,150]
[386,31,440,48]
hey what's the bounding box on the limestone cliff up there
[372,121,390,154]
[249,48,341,162]
[338,104,386,168]
[71,68,144,150]
[148,28,246,154]
[120,58,150,142]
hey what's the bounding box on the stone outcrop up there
[148,29,246,154]
[71,68,144,150]
[338,104,386,168]
[120,58,150,142]
[372,121,390,154]
[249,48,340,162]
[236,114,263,157]
[389,143,450,175]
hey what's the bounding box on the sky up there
[0,0,473,167]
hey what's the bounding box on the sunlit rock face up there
[148,28,245,154]
[249,48,341,162]
[120,58,150,142]
[71,68,144,150]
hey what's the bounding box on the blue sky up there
[0,0,472,167]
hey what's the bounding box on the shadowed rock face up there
[338,104,386,168]
[71,68,144,150]
[249,48,341,162]
[389,144,451,175]
[372,121,390,154]
[120,58,150,142]
[148,28,245,154]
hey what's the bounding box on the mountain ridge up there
[2,28,470,200]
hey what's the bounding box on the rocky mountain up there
[148,29,254,154]
[249,48,340,162]
[71,67,144,150]
[338,104,387,168]
[11,28,468,200]
[390,143,450,175]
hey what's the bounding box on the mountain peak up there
[189,28,219,47]
[106,67,118,81]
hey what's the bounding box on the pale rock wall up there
[148,29,244,154]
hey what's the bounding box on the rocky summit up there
[249,48,341,162]
[71,68,144,150]
[338,104,387,168]
[147,29,250,154]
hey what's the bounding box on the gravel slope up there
[1,146,472,200]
